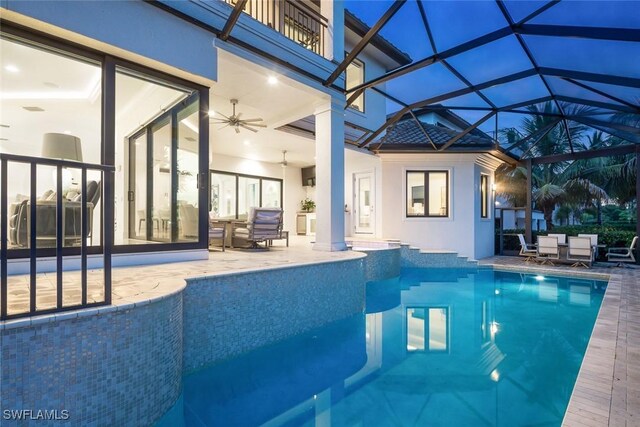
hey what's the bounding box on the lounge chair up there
[547,233,566,245]
[517,234,537,262]
[208,219,226,252]
[567,236,593,268]
[607,236,638,267]
[536,235,560,265]
[231,207,283,249]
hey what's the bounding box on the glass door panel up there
[238,176,259,220]
[128,132,148,241]
[152,120,172,242]
[354,172,374,234]
[177,102,199,242]
[261,179,282,208]
[211,172,237,219]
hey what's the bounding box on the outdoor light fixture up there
[267,76,278,85]
[535,275,546,281]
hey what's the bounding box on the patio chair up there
[579,233,600,258]
[567,236,593,268]
[536,235,560,265]
[548,233,566,245]
[517,234,537,262]
[607,236,638,267]
[208,218,226,252]
[231,207,283,249]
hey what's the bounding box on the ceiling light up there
[243,140,250,146]
[267,76,278,85]
[4,64,19,73]
[208,110,215,117]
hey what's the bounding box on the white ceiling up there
[209,50,327,167]
[0,38,326,168]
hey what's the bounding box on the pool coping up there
[481,257,637,427]
[0,250,367,331]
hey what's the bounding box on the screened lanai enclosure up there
[336,0,640,246]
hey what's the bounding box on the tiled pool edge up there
[1,249,405,426]
[482,257,640,427]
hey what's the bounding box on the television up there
[301,166,316,187]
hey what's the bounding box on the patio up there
[480,255,640,427]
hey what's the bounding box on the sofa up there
[8,181,101,248]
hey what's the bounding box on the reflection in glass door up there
[126,93,200,244]
[354,171,374,234]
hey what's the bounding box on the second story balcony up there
[223,0,328,57]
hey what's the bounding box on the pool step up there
[400,244,478,269]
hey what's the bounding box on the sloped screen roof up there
[339,0,640,161]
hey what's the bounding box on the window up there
[346,57,365,112]
[406,307,449,352]
[406,171,449,217]
[480,174,489,218]
[209,171,283,220]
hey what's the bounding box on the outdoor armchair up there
[517,234,537,262]
[536,235,560,265]
[231,207,283,249]
[567,236,594,268]
[607,236,638,267]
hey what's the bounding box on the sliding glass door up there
[125,82,199,244]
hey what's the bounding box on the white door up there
[354,171,375,234]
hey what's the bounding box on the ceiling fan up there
[280,150,288,168]
[210,99,266,133]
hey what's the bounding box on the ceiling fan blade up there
[214,112,230,120]
[245,122,267,128]
[210,118,230,123]
[218,123,230,130]
[241,118,264,123]
[235,126,240,134]
[239,123,259,133]
[235,112,242,120]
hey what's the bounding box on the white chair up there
[567,236,593,268]
[548,233,566,245]
[517,234,537,262]
[536,236,560,265]
[607,236,638,267]
[579,233,599,258]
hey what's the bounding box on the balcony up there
[223,0,328,57]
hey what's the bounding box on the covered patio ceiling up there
[331,0,640,164]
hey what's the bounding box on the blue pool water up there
[160,268,607,427]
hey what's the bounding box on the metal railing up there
[223,0,328,57]
[1,153,114,320]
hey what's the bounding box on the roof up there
[343,0,640,161]
[344,10,412,67]
[375,119,495,150]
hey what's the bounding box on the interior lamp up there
[42,133,83,190]
[42,133,83,162]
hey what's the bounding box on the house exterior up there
[1,0,508,274]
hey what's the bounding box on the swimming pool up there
[158,268,607,426]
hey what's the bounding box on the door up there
[354,171,375,234]
[128,130,149,242]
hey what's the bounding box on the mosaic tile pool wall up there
[0,293,183,427]
[358,247,401,282]
[183,257,367,372]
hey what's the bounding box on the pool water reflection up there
[158,268,606,427]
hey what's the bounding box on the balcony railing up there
[1,153,114,320]
[224,0,328,57]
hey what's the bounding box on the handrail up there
[1,153,114,320]
[222,0,327,56]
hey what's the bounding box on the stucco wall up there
[344,147,383,237]
[380,153,500,260]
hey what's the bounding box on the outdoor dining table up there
[556,242,607,261]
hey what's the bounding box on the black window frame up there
[405,170,449,218]
[480,174,489,219]
[210,170,283,220]
[1,22,210,258]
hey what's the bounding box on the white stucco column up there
[314,97,347,252]
[321,0,344,62]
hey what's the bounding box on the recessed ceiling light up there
[4,64,19,73]
[208,110,215,117]
[243,140,251,146]
[267,76,278,85]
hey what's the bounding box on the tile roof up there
[375,120,494,150]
